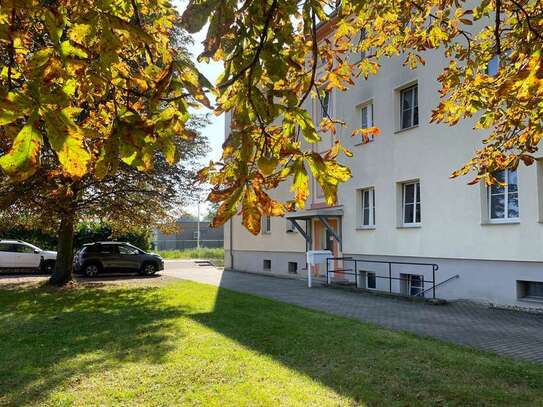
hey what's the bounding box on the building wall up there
[224,26,543,309]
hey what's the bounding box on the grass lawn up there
[1,280,543,406]
[158,248,224,266]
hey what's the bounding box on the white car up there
[0,240,57,273]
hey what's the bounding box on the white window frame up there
[402,181,421,226]
[488,169,519,223]
[192,231,199,239]
[408,274,424,296]
[360,187,375,228]
[400,85,419,130]
[262,216,272,234]
[316,89,333,125]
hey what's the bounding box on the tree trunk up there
[49,211,75,286]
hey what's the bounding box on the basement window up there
[288,262,298,274]
[263,259,272,271]
[518,281,543,302]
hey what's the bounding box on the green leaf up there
[44,109,91,178]
[0,122,43,181]
[60,40,88,59]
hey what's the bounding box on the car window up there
[84,245,117,254]
[98,245,118,254]
[0,243,14,252]
[13,244,35,253]
[119,245,140,255]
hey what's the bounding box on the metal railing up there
[325,257,441,299]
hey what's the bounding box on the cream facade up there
[224,26,543,309]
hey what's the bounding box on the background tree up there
[0,115,208,282]
[182,0,542,234]
[0,1,210,284]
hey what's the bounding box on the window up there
[518,281,543,301]
[263,259,272,271]
[360,103,375,142]
[361,104,373,129]
[487,55,500,76]
[359,29,367,59]
[367,272,376,289]
[286,220,297,233]
[488,169,519,222]
[360,187,375,227]
[119,245,140,255]
[402,181,421,225]
[262,216,271,234]
[193,231,199,239]
[400,85,419,130]
[13,244,35,253]
[88,245,117,254]
[401,273,424,296]
[0,243,14,252]
[288,262,298,274]
[317,90,333,125]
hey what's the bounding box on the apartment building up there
[223,16,543,309]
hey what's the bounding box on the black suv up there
[73,242,164,277]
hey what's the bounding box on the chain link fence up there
[152,239,224,251]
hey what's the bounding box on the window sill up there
[356,226,376,231]
[261,232,272,235]
[394,125,419,134]
[353,139,375,147]
[518,297,543,304]
[397,224,421,229]
[481,220,520,226]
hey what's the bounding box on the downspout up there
[229,218,234,270]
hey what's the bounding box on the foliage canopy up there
[183,0,542,234]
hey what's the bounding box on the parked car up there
[0,240,57,273]
[73,241,164,277]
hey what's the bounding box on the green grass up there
[158,247,224,264]
[1,281,543,406]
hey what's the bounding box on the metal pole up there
[432,266,436,299]
[389,263,392,293]
[308,260,312,288]
[197,196,201,250]
[355,260,358,288]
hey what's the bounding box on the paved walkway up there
[164,261,543,363]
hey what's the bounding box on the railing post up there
[388,263,392,293]
[355,260,358,288]
[432,266,436,299]
[326,258,330,285]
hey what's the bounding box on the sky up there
[173,1,224,217]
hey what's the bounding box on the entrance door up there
[312,218,340,278]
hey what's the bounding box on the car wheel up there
[141,263,156,276]
[84,264,100,278]
[42,260,55,274]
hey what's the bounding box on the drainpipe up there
[229,218,234,270]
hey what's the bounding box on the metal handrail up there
[413,274,460,297]
[326,257,442,299]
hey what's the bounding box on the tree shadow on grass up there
[0,283,187,406]
[189,285,543,406]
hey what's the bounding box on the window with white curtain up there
[400,85,419,130]
[402,181,421,226]
[489,169,519,222]
[360,187,375,227]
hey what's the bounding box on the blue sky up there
[174,1,224,216]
